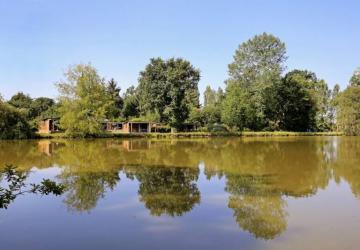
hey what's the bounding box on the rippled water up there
[0,137,360,250]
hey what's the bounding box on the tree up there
[226,33,287,130]
[350,67,360,87]
[137,58,200,129]
[106,78,123,119]
[266,71,316,131]
[336,85,360,135]
[29,97,55,119]
[0,165,65,209]
[221,82,255,130]
[202,85,223,125]
[8,92,32,110]
[216,87,225,104]
[7,92,33,118]
[56,63,113,137]
[188,107,205,127]
[328,84,340,130]
[204,85,217,107]
[7,93,55,121]
[280,70,331,131]
[0,100,34,139]
[122,86,139,118]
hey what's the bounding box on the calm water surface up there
[1,137,360,250]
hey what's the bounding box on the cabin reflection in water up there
[37,139,152,154]
[122,140,151,151]
[38,140,64,156]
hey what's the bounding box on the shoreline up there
[35,131,345,139]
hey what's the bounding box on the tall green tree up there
[284,70,331,131]
[137,58,200,129]
[328,84,340,130]
[267,72,315,131]
[202,85,223,125]
[226,33,287,130]
[336,85,360,135]
[204,85,217,107]
[221,82,255,130]
[56,63,113,137]
[350,67,360,87]
[122,86,139,119]
[106,78,123,119]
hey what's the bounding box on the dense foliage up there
[334,68,360,135]
[56,64,113,137]
[137,58,200,129]
[266,71,315,131]
[0,99,34,139]
[223,33,287,130]
[0,164,65,209]
[106,78,124,119]
[336,85,360,135]
[220,33,336,132]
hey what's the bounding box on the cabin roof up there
[40,117,60,121]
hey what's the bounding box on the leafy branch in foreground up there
[0,164,65,209]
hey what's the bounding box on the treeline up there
[0,93,57,139]
[1,32,360,138]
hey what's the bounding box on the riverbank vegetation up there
[37,131,343,139]
[1,33,360,138]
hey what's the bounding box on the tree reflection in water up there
[59,170,120,212]
[1,137,360,240]
[225,174,287,239]
[121,164,200,216]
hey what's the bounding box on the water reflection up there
[1,137,360,241]
[225,174,287,239]
[122,164,200,216]
[60,170,120,212]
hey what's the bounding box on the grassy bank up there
[37,131,344,139]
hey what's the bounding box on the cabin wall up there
[123,123,130,133]
[38,120,50,134]
[38,119,60,134]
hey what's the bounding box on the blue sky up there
[0,0,359,101]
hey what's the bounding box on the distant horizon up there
[1,0,359,100]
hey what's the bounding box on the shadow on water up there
[1,136,360,240]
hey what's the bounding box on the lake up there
[0,137,360,250]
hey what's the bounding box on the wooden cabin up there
[122,122,151,133]
[103,121,156,133]
[38,118,60,134]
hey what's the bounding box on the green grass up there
[36,131,344,139]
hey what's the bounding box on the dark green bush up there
[0,102,34,139]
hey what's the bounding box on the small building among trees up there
[102,121,160,133]
[122,122,152,133]
[38,118,60,134]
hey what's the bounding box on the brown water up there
[0,137,360,250]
